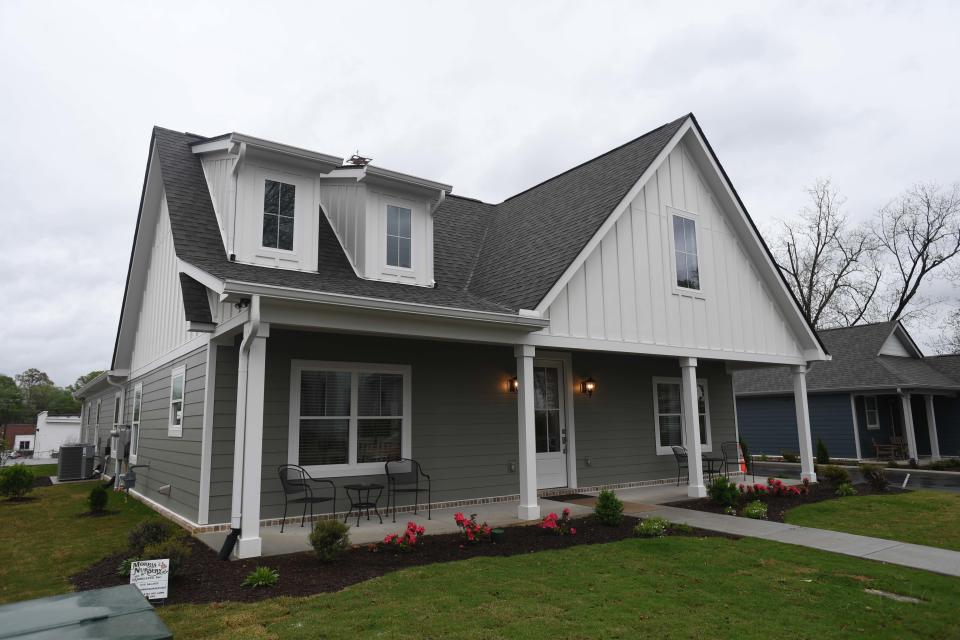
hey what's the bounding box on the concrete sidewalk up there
[637,504,960,577]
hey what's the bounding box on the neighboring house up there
[735,321,959,461]
[33,411,82,458]
[74,113,828,557]
[3,424,35,453]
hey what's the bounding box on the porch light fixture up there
[509,377,519,393]
[580,378,596,397]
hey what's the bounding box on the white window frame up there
[260,177,297,253]
[129,382,143,462]
[95,399,102,451]
[666,206,705,298]
[385,204,413,270]
[652,376,712,455]
[288,359,412,477]
[864,395,880,430]
[168,365,186,438]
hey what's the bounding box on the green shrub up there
[309,519,350,562]
[817,464,851,487]
[128,520,176,555]
[929,458,960,471]
[759,453,769,462]
[835,482,858,497]
[816,438,830,465]
[742,500,768,520]
[633,517,669,538]
[593,489,624,526]
[707,476,740,509]
[242,566,279,589]
[88,485,109,513]
[859,463,888,491]
[142,538,192,577]
[116,557,140,578]
[0,465,34,500]
[671,522,694,534]
[886,459,901,469]
[781,451,800,463]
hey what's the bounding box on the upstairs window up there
[672,214,700,290]
[386,205,412,268]
[262,179,295,251]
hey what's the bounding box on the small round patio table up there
[343,483,384,526]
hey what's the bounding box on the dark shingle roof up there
[179,274,213,323]
[734,322,960,395]
[925,355,960,383]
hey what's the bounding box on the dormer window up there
[386,205,412,268]
[262,179,295,251]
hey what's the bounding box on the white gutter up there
[230,295,260,530]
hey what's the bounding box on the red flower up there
[570,527,577,535]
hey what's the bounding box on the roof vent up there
[346,153,372,167]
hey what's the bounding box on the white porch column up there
[925,395,941,461]
[679,357,705,498]
[515,344,540,520]
[900,393,919,461]
[792,365,817,483]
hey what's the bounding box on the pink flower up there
[562,507,571,516]
[570,527,577,535]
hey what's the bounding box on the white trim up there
[925,394,941,461]
[197,342,217,525]
[534,350,577,489]
[666,206,706,299]
[177,259,224,294]
[849,393,863,460]
[168,365,186,438]
[127,334,210,382]
[129,382,143,464]
[288,359,412,477]
[652,376,712,455]
[900,393,919,460]
[864,395,880,430]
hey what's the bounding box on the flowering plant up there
[382,521,425,552]
[454,512,492,544]
[539,508,576,536]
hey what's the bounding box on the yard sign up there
[130,558,169,600]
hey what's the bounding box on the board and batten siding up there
[736,392,858,459]
[318,181,368,275]
[200,152,237,250]
[206,329,739,524]
[542,140,802,360]
[129,194,204,373]
[124,346,207,522]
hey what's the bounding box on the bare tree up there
[773,179,880,328]
[936,308,960,355]
[875,182,960,321]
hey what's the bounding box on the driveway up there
[752,461,960,493]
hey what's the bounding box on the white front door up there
[535,363,568,489]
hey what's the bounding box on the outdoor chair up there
[720,441,742,477]
[277,464,336,533]
[890,436,908,459]
[872,438,896,460]
[385,458,431,522]
[671,446,688,486]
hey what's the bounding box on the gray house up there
[75,113,828,558]
[735,321,960,461]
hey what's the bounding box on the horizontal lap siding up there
[574,353,737,485]
[856,394,899,458]
[126,346,207,522]
[737,393,857,458]
[208,343,239,524]
[933,397,960,458]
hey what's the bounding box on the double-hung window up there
[672,212,700,291]
[262,179,296,251]
[653,377,711,455]
[130,383,143,460]
[290,360,410,476]
[864,396,880,430]
[168,365,185,437]
[386,205,412,268]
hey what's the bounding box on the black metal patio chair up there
[671,446,688,486]
[721,441,741,477]
[277,464,336,533]
[385,458,431,523]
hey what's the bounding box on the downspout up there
[224,295,259,557]
[105,373,127,485]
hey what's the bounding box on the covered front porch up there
[852,391,946,462]
[216,300,819,558]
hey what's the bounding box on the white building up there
[34,411,82,458]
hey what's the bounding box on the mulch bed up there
[71,515,736,605]
[666,481,908,523]
[32,475,52,488]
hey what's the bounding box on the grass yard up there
[159,537,960,640]
[0,479,161,603]
[785,490,960,551]
[23,463,59,477]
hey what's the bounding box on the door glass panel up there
[534,366,562,453]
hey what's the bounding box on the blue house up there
[735,321,960,461]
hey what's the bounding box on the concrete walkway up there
[637,504,960,577]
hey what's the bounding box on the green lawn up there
[159,537,960,640]
[26,463,59,477]
[785,491,960,551]
[0,479,161,603]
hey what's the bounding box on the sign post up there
[130,559,170,601]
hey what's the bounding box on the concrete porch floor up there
[197,481,727,558]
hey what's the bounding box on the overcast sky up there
[1,1,958,385]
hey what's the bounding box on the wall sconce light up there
[507,461,517,473]
[584,456,593,467]
[509,377,519,393]
[580,377,596,397]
